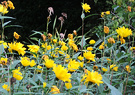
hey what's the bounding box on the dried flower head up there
[58,16,64,26]
[48,7,54,16]
[41,34,46,41]
[61,12,67,19]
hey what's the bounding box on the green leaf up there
[14,92,35,95]
[11,60,20,69]
[103,76,122,95]
[0,44,4,55]
[2,21,11,27]
[81,13,85,19]
[0,15,15,19]
[80,35,86,47]
[72,52,81,59]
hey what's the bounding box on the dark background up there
[4,0,112,42]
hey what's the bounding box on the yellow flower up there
[120,37,125,44]
[87,46,93,51]
[125,65,131,73]
[12,67,23,80]
[101,12,105,17]
[68,59,80,72]
[78,55,84,61]
[93,65,98,71]
[7,0,15,9]
[50,86,60,94]
[110,64,118,71]
[102,68,108,72]
[116,26,132,38]
[65,82,72,89]
[0,4,8,14]
[53,65,71,82]
[89,39,95,44]
[53,39,57,44]
[14,32,20,39]
[27,45,40,53]
[29,60,36,67]
[36,65,42,73]
[48,33,52,39]
[47,45,51,50]
[8,42,26,56]
[82,3,91,13]
[68,34,73,40]
[0,58,8,65]
[130,47,135,50]
[104,26,109,34]
[20,57,30,66]
[61,45,68,51]
[105,11,110,15]
[82,70,103,86]
[72,44,78,52]
[2,84,10,91]
[106,58,111,63]
[83,51,95,62]
[108,37,115,44]
[99,45,104,50]
[43,82,47,88]
[44,59,55,68]
[59,41,66,46]
[41,43,47,48]
[58,50,65,55]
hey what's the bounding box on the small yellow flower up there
[83,51,95,62]
[0,58,8,65]
[50,86,60,94]
[43,82,47,88]
[36,65,42,73]
[61,45,68,51]
[0,4,8,14]
[65,82,72,89]
[101,12,105,17]
[20,57,30,67]
[116,26,132,38]
[53,39,57,44]
[29,60,36,67]
[120,37,125,44]
[130,47,135,50]
[12,67,23,80]
[82,3,91,13]
[104,26,109,34]
[87,46,93,51]
[106,58,111,63]
[2,84,10,91]
[27,45,40,53]
[125,65,131,73]
[44,59,55,68]
[7,0,15,9]
[89,40,95,44]
[47,45,51,50]
[106,11,110,15]
[110,64,118,71]
[99,45,104,50]
[108,37,115,44]
[68,59,80,72]
[14,32,20,39]
[53,65,71,82]
[68,34,73,40]
[42,55,49,60]
[78,55,84,61]
[102,68,108,72]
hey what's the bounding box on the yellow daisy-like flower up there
[14,32,20,40]
[20,57,30,67]
[68,34,73,40]
[53,39,57,44]
[36,65,42,73]
[29,60,36,67]
[116,26,132,38]
[82,70,103,86]
[44,59,56,68]
[99,45,104,50]
[125,65,131,73]
[104,26,109,34]
[47,45,51,50]
[27,45,40,53]
[102,68,108,72]
[89,39,95,45]
[65,82,72,89]
[87,46,93,51]
[110,64,118,71]
[50,86,60,94]
[0,4,8,14]
[82,3,91,13]
[105,11,110,15]
[0,57,8,65]
[83,51,95,62]
[7,0,15,9]
[12,67,23,80]
[61,45,68,51]
[68,59,80,72]
[78,55,84,61]
[53,65,71,82]
[2,84,10,91]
